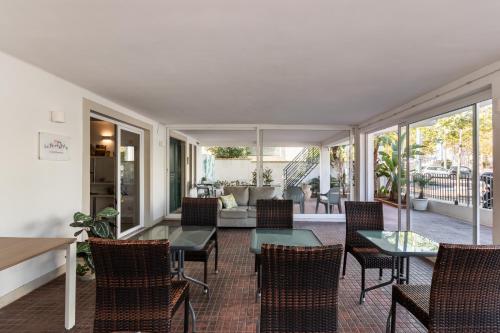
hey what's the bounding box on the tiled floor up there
[0,223,431,333]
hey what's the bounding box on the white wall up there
[213,159,320,187]
[0,51,166,300]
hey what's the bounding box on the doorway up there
[169,137,183,213]
[90,114,144,238]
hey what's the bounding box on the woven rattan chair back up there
[428,243,500,332]
[90,238,173,333]
[256,199,293,229]
[344,201,384,248]
[260,244,343,333]
[181,197,218,226]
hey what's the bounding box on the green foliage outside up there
[208,146,250,159]
[330,146,347,195]
[251,168,273,185]
[374,103,493,202]
[374,132,424,202]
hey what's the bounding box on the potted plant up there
[263,168,273,186]
[69,207,118,280]
[412,173,432,211]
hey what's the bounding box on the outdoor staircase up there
[283,147,320,189]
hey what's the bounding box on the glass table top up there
[250,228,323,254]
[357,230,439,257]
[137,225,215,251]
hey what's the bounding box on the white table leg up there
[65,242,76,330]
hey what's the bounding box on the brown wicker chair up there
[343,201,393,304]
[255,199,294,290]
[89,238,190,333]
[259,244,343,333]
[256,199,294,229]
[181,197,219,293]
[389,243,500,333]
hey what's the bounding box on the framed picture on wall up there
[39,132,71,161]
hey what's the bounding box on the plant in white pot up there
[412,173,432,211]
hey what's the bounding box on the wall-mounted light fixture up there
[100,135,114,141]
[50,110,65,123]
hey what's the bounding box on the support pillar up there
[492,75,500,244]
[256,128,263,186]
[354,127,366,201]
[319,145,331,193]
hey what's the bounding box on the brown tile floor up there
[0,223,431,333]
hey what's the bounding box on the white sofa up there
[218,186,280,227]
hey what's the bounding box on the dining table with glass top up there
[357,230,439,293]
[136,223,215,332]
[250,228,323,254]
[250,228,323,299]
[137,224,215,293]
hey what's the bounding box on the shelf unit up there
[90,155,116,216]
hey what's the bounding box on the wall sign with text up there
[39,132,71,161]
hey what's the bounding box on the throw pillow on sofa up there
[220,194,238,209]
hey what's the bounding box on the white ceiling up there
[1,1,500,126]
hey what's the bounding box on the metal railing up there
[410,173,493,209]
[283,147,320,189]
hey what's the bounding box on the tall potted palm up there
[412,173,432,211]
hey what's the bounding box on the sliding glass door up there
[91,113,144,238]
[396,101,493,245]
[117,125,144,237]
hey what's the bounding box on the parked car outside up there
[448,166,471,177]
[421,166,449,176]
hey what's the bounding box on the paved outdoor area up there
[298,197,493,244]
[0,223,432,333]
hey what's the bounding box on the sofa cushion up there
[220,207,248,219]
[248,206,257,218]
[223,186,249,206]
[220,194,238,209]
[249,186,276,206]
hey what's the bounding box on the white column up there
[354,127,366,201]
[319,145,331,193]
[65,242,76,330]
[366,133,375,201]
[256,128,263,186]
[492,75,500,244]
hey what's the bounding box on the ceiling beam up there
[167,123,351,131]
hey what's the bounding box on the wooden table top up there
[0,237,76,271]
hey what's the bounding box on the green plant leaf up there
[69,221,85,228]
[73,212,92,223]
[92,221,112,238]
[73,229,84,237]
[96,207,119,219]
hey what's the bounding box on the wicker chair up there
[255,199,293,270]
[89,238,190,333]
[284,186,305,213]
[256,199,294,229]
[259,244,343,333]
[181,197,219,292]
[343,201,393,304]
[254,199,294,293]
[389,243,500,333]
